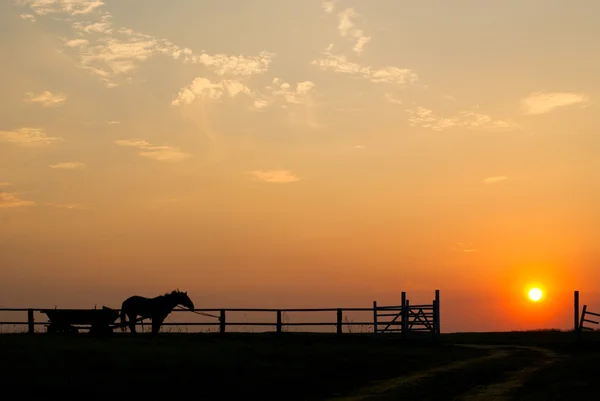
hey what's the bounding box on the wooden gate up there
[373,290,440,337]
[579,304,600,331]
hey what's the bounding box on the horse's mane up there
[164,289,185,297]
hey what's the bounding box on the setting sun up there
[528,288,543,302]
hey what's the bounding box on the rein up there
[175,307,220,320]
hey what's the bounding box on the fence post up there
[219,309,226,334]
[401,292,407,338]
[579,305,587,334]
[276,310,282,334]
[27,309,34,334]
[574,290,580,333]
[435,289,440,336]
[337,309,343,335]
[405,299,410,337]
[373,301,378,337]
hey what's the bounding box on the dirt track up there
[327,344,561,401]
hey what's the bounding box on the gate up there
[373,290,440,337]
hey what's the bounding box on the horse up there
[119,289,195,335]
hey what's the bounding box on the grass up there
[2,330,600,400]
[0,332,484,399]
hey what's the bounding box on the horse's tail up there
[120,302,127,332]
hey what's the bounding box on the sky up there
[1,0,600,333]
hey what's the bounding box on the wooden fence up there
[573,290,600,335]
[0,290,440,336]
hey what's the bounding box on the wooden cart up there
[41,307,120,336]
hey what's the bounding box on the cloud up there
[46,203,86,210]
[323,0,337,13]
[384,93,402,105]
[448,242,477,253]
[24,91,67,107]
[65,38,89,48]
[0,192,35,209]
[0,182,11,187]
[107,120,120,125]
[71,33,177,87]
[172,77,252,106]
[18,1,274,88]
[20,0,104,16]
[72,13,112,34]
[312,52,418,86]
[251,99,269,111]
[20,13,36,22]
[483,176,508,184]
[172,77,317,114]
[405,107,520,131]
[267,78,317,105]
[0,128,62,146]
[115,139,191,162]
[49,162,86,169]
[337,8,371,55]
[247,170,300,183]
[253,79,321,127]
[520,92,590,115]
[181,51,274,77]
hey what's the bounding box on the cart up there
[41,307,120,336]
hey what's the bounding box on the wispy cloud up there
[247,170,300,183]
[0,182,11,187]
[70,32,177,87]
[115,139,191,162]
[24,91,67,107]
[0,128,62,146]
[180,50,274,77]
[483,176,508,184]
[49,162,86,169]
[20,13,36,22]
[448,242,477,253]
[20,0,104,16]
[46,203,86,210]
[19,0,273,87]
[265,78,317,106]
[312,51,418,86]
[172,77,252,106]
[337,8,371,55]
[405,107,520,131]
[322,0,338,13]
[65,38,89,48]
[384,93,403,105]
[520,92,590,115]
[0,192,35,209]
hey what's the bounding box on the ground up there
[1,330,599,400]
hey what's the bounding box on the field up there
[2,330,600,400]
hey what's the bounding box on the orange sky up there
[2,0,600,333]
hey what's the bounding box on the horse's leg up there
[151,315,166,335]
[127,313,137,334]
[151,318,161,335]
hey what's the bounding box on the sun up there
[528,287,543,302]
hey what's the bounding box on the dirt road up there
[326,344,560,401]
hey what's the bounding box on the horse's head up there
[170,289,195,310]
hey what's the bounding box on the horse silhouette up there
[120,289,195,335]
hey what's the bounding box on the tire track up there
[326,348,511,401]
[454,345,561,401]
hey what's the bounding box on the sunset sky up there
[1,0,600,332]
